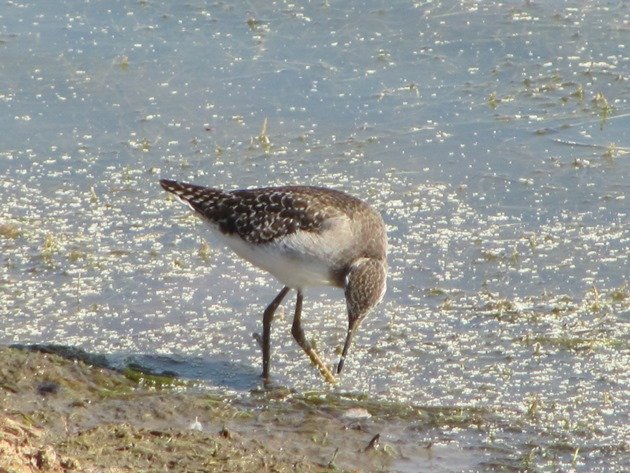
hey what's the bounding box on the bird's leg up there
[261,286,290,382]
[291,290,337,384]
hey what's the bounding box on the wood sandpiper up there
[160,179,387,383]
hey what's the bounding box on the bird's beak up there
[337,318,360,374]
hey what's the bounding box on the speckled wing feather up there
[159,179,356,244]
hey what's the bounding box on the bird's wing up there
[160,180,341,244]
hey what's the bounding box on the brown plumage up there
[160,179,387,383]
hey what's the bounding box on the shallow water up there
[1,1,628,471]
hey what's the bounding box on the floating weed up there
[571,84,584,101]
[114,54,129,70]
[257,117,271,151]
[526,395,541,420]
[480,249,502,262]
[376,48,392,63]
[572,447,581,467]
[90,186,98,204]
[548,294,576,315]
[535,127,554,135]
[610,282,628,302]
[592,92,612,120]
[509,249,520,265]
[198,241,211,261]
[376,83,422,101]
[122,365,190,389]
[42,233,59,259]
[481,292,520,319]
[246,17,265,32]
[108,249,129,258]
[68,250,86,262]
[135,138,151,152]
[426,287,448,297]
[173,258,186,269]
[532,341,542,356]
[424,406,488,430]
[487,92,499,109]
[602,391,614,405]
[549,306,565,315]
[584,286,602,312]
[592,92,610,109]
[0,223,21,239]
[602,143,619,159]
[519,446,540,471]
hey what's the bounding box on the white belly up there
[213,229,338,289]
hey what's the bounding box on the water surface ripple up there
[1,1,628,471]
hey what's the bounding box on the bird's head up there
[337,257,387,374]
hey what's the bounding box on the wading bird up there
[160,179,387,383]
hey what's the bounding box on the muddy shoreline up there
[1,345,449,472]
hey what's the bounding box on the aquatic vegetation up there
[41,233,59,261]
[198,241,211,261]
[0,223,21,239]
[114,54,129,71]
[487,92,499,110]
[592,92,612,118]
[609,283,628,302]
[571,84,584,101]
[257,117,271,152]
[121,365,191,389]
[602,143,618,160]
